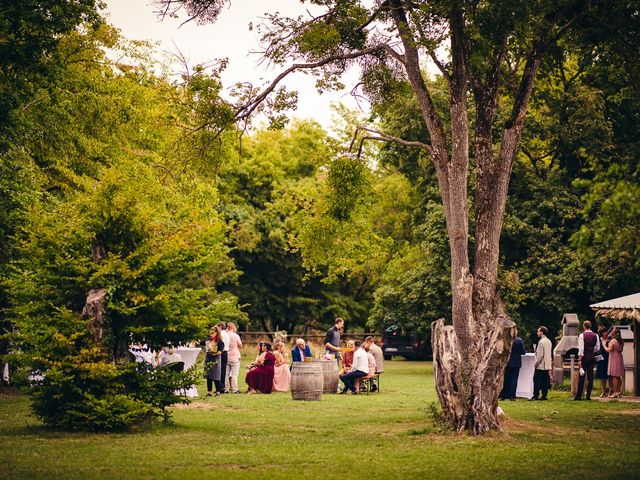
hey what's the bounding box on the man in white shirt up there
[574,320,600,401]
[225,322,243,394]
[218,322,230,393]
[339,340,368,394]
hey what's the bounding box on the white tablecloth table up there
[176,347,201,398]
[516,353,535,399]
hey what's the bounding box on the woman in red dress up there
[246,342,276,394]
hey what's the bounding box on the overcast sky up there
[103,0,366,131]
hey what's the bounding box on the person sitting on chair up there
[157,347,182,368]
[246,343,276,394]
[339,341,368,394]
[291,338,312,363]
[355,341,378,392]
[272,341,291,392]
[364,336,383,392]
[339,340,356,376]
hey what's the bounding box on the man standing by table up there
[532,326,552,401]
[500,333,525,401]
[225,322,242,394]
[324,317,344,365]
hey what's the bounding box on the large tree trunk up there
[432,315,516,434]
[114,333,130,365]
[82,288,107,345]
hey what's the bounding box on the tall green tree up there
[3,24,243,363]
[216,121,374,334]
[0,0,100,137]
[155,0,630,433]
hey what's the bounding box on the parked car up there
[381,325,431,360]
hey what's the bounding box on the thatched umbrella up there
[591,292,640,322]
[591,293,639,396]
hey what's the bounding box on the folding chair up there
[364,374,383,394]
[161,361,186,396]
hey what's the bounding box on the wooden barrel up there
[291,362,323,401]
[320,360,339,394]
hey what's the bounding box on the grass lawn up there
[1,359,639,479]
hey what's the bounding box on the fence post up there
[570,355,577,397]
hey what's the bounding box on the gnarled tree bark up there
[82,288,106,346]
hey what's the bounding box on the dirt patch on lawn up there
[604,409,640,415]
[171,401,237,411]
[0,387,22,397]
[500,417,575,436]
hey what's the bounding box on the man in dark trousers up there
[532,326,552,401]
[500,334,526,401]
[324,318,344,365]
[574,320,600,400]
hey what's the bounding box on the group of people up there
[321,318,385,394]
[499,321,626,402]
[338,336,384,394]
[204,317,384,396]
[244,340,292,394]
[574,321,625,400]
[203,322,243,397]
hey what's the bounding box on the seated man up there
[365,336,383,391]
[339,340,368,394]
[291,338,312,363]
[355,345,378,392]
[157,347,183,368]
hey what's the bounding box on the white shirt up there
[221,330,230,352]
[578,331,600,357]
[351,348,368,374]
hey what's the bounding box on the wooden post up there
[553,354,564,386]
[570,355,577,397]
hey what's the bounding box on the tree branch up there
[387,1,448,160]
[402,0,451,81]
[505,0,592,130]
[234,44,394,121]
[448,2,469,99]
[349,125,432,158]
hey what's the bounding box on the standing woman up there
[272,341,291,392]
[204,326,225,397]
[604,327,624,398]
[595,326,610,398]
[245,342,276,394]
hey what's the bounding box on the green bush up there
[29,332,196,431]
